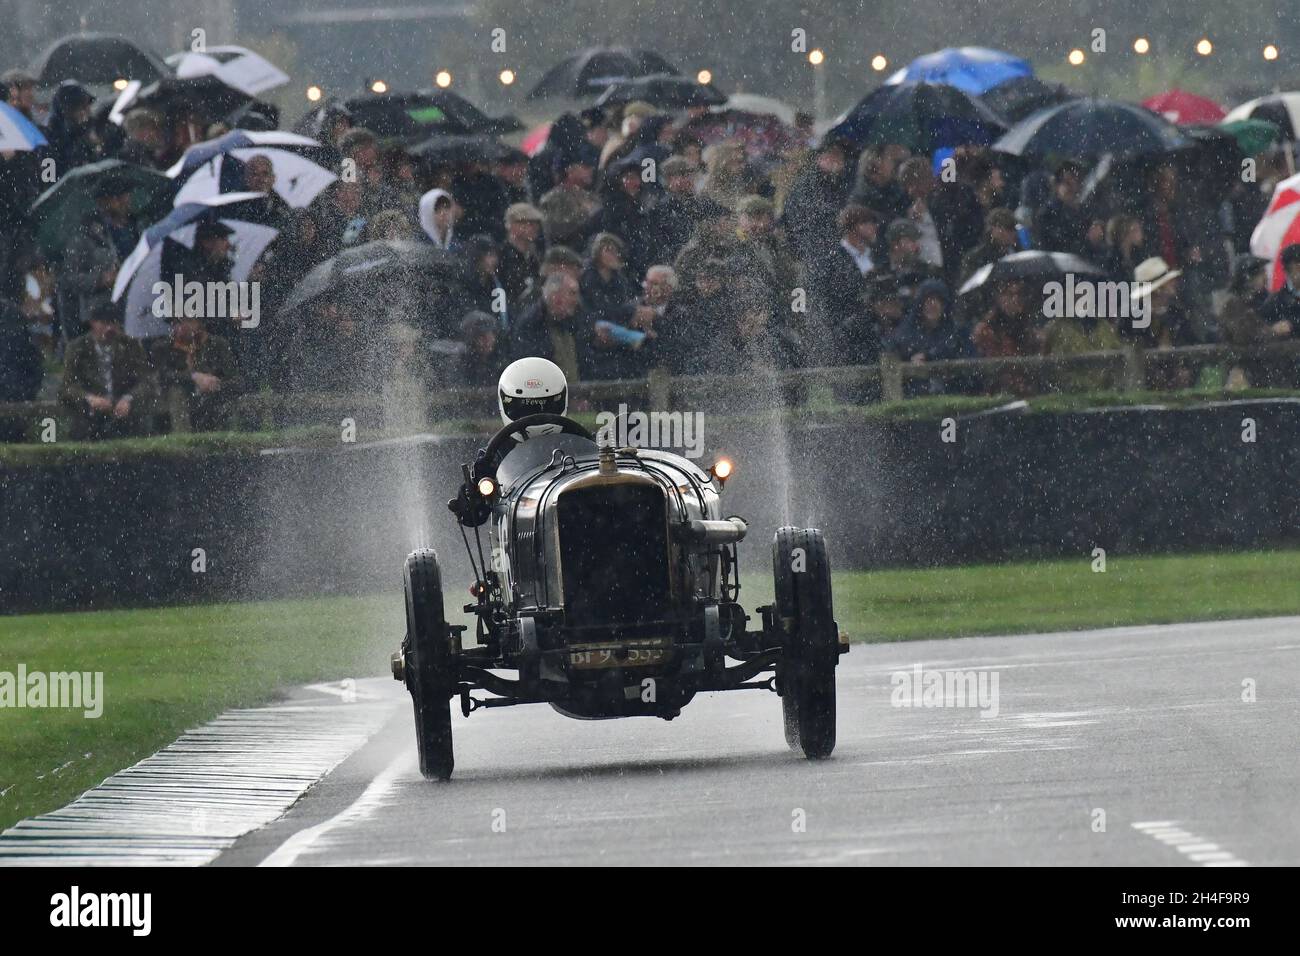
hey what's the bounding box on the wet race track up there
[207,617,1299,866]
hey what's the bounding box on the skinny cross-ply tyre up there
[772,527,838,759]
[403,549,455,781]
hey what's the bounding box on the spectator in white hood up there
[418,188,460,251]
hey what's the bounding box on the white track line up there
[259,749,415,867]
[0,692,396,866]
[1131,821,1250,867]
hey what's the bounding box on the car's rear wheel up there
[404,549,455,781]
[772,527,838,760]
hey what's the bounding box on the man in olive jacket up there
[149,315,242,431]
[59,303,158,439]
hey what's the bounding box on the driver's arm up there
[448,451,493,527]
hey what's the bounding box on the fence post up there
[1122,346,1145,392]
[880,353,903,402]
[647,366,671,411]
[165,387,191,434]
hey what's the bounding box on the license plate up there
[569,640,670,670]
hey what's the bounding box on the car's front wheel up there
[773,527,838,760]
[403,549,456,781]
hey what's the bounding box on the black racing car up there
[391,413,846,780]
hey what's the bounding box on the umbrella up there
[526,47,679,100]
[28,159,173,260]
[979,76,1076,124]
[1142,90,1225,126]
[826,82,1007,152]
[1223,92,1300,142]
[717,93,797,125]
[341,90,476,141]
[167,130,322,178]
[111,75,252,126]
[409,134,510,165]
[111,192,268,305]
[166,46,289,97]
[0,102,48,151]
[419,90,522,135]
[679,110,799,164]
[120,216,279,340]
[277,239,464,320]
[1178,126,1248,201]
[594,73,726,109]
[166,131,336,208]
[994,98,1191,163]
[886,47,1033,96]
[958,250,1107,297]
[1079,127,1245,210]
[521,121,552,157]
[1249,172,1300,291]
[292,99,351,139]
[1217,118,1282,157]
[30,33,167,86]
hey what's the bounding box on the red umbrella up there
[521,121,551,157]
[1249,172,1300,291]
[1142,90,1225,126]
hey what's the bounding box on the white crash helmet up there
[498,357,568,429]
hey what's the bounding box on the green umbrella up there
[1217,118,1281,156]
[28,159,174,261]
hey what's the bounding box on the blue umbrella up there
[0,102,47,151]
[886,47,1033,96]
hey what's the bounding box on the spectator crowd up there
[2,64,1300,439]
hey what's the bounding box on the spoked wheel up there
[403,549,456,781]
[773,527,839,760]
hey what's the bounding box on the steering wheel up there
[479,414,596,478]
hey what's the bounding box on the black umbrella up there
[30,33,168,86]
[595,73,727,109]
[410,134,510,165]
[979,76,1077,124]
[116,75,252,125]
[527,47,679,100]
[958,250,1107,297]
[1081,126,1246,208]
[826,82,1007,152]
[292,98,352,139]
[278,240,465,320]
[421,90,523,135]
[342,90,476,141]
[28,159,174,260]
[994,98,1191,164]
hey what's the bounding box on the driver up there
[451,357,572,527]
[497,356,568,439]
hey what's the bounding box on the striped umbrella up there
[166,130,336,209]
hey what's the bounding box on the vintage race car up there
[390,412,846,780]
